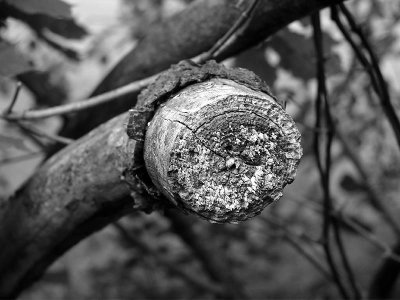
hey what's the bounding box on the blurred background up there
[1,0,400,299]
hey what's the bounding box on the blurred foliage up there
[3,0,73,18]
[0,0,87,78]
[2,0,400,299]
[0,41,32,77]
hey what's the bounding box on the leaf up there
[5,0,72,19]
[269,29,341,80]
[0,42,32,77]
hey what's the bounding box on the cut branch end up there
[143,77,302,223]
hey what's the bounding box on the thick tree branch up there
[56,0,345,147]
[0,62,302,296]
[0,114,136,297]
[0,0,347,296]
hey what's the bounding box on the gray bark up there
[0,0,345,297]
[56,0,345,144]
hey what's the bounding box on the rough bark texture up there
[127,60,280,141]
[0,61,302,296]
[128,61,301,222]
[0,0,346,296]
[144,78,301,222]
[56,0,345,146]
[0,114,135,297]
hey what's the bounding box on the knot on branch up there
[127,61,302,223]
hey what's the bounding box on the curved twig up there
[2,75,156,121]
[311,13,351,299]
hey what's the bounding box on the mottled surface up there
[127,60,281,141]
[0,113,136,296]
[144,79,302,223]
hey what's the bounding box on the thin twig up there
[0,152,42,165]
[1,1,260,122]
[332,219,363,299]
[336,127,400,236]
[3,82,22,114]
[2,75,157,121]
[113,222,223,295]
[368,239,400,299]
[312,17,359,297]
[325,15,400,236]
[196,0,260,61]
[312,13,364,299]
[285,194,400,264]
[17,122,74,145]
[331,7,382,97]
[165,210,246,300]
[311,13,350,299]
[332,4,400,150]
[337,213,400,264]
[318,12,362,297]
[16,125,47,149]
[260,215,333,281]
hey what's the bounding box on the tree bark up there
[0,66,302,296]
[0,0,346,296]
[144,78,301,223]
[0,115,135,297]
[56,0,345,147]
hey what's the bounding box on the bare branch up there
[368,240,400,299]
[285,194,400,264]
[261,215,333,282]
[1,0,260,122]
[335,127,400,236]
[17,122,74,145]
[332,4,400,151]
[196,0,260,62]
[55,0,347,146]
[2,75,157,121]
[0,0,349,296]
[0,152,42,166]
[311,13,351,299]
[0,62,301,296]
[165,210,247,299]
[113,222,223,295]
[3,81,22,114]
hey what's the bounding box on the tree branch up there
[0,61,302,296]
[0,0,347,296]
[0,112,136,297]
[368,240,400,299]
[165,210,246,299]
[113,222,223,295]
[311,12,351,299]
[54,0,346,149]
